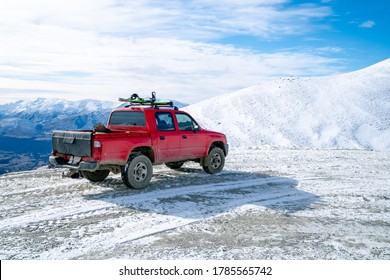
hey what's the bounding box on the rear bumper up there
[49,155,98,171]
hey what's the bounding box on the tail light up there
[93,140,102,159]
[94,140,102,148]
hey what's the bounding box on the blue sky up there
[0,0,389,104]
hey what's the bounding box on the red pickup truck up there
[49,98,228,189]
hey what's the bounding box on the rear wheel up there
[81,170,110,182]
[202,147,225,174]
[122,154,153,189]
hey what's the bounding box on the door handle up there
[160,136,165,140]
[182,135,187,139]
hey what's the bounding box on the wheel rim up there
[211,153,222,169]
[133,162,148,182]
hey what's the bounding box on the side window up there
[175,113,197,131]
[155,112,175,131]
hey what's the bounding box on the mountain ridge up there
[0,97,187,138]
[184,59,390,150]
[0,97,187,174]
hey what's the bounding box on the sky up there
[0,0,389,104]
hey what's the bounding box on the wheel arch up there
[208,141,227,156]
[129,146,155,163]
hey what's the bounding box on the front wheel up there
[81,170,110,182]
[122,154,153,189]
[202,147,225,174]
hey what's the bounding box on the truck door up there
[175,113,207,159]
[154,112,180,162]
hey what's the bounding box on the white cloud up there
[317,47,343,53]
[0,0,340,104]
[359,20,375,28]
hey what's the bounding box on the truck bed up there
[52,130,93,157]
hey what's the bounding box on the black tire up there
[165,161,184,170]
[202,147,225,174]
[122,154,153,189]
[81,170,110,182]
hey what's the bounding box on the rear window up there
[109,111,146,126]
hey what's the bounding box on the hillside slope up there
[184,59,390,150]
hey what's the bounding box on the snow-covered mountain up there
[0,98,116,138]
[0,98,116,174]
[184,59,390,150]
[0,97,186,174]
[0,97,187,138]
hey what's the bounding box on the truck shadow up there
[83,166,320,219]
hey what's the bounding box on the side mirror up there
[193,125,199,133]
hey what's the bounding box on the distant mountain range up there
[0,98,187,139]
[184,59,390,150]
[0,98,186,174]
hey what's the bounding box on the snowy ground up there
[0,149,389,260]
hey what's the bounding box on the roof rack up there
[119,92,178,110]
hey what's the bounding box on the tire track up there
[37,177,302,259]
[1,172,306,259]
[0,176,293,230]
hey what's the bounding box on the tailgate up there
[52,130,93,157]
